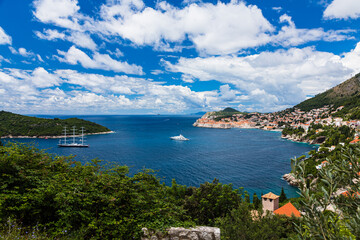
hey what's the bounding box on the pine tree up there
[244,192,250,204]
[279,187,287,203]
[252,192,260,209]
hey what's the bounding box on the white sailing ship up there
[58,126,89,148]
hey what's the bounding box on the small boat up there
[58,126,89,148]
[170,134,189,141]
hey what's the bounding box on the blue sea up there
[4,115,317,198]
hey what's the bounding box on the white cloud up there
[165,45,358,111]
[35,29,66,40]
[342,42,360,72]
[98,0,274,55]
[273,14,353,47]
[18,48,33,57]
[9,47,38,60]
[57,46,144,74]
[32,67,61,87]
[37,54,44,62]
[150,69,164,75]
[67,31,97,50]
[35,29,97,50]
[33,0,81,30]
[0,67,225,113]
[107,48,124,58]
[32,0,354,55]
[272,7,282,13]
[0,55,10,64]
[0,26,11,45]
[9,46,17,55]
[324,0,360,19]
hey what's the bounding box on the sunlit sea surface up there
[5,115,317,198]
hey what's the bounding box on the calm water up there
[4,115,316,198]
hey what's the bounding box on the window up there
[270,199,273,202]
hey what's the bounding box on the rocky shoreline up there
[281,134,325,145]
[1,131,115,139]
[282,173,301,187]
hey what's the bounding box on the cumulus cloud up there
[33,0,82,30]
[97,0,273,55]
[57,46,144,74]
[0,26,12,45]
[32,0,354,55]
[165,45,358,111]
[324,0,360,19]
[342,42,360,72]
[0,67,226,113]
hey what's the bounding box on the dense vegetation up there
[0,142,299,239]
[209,107,245,121]
[292,145,360,239]
[295,73,360,116]
[283,124,355,147]
[0,111,110,137]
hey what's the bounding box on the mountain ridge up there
[295,73,360,116]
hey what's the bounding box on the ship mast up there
[72,126,76,144]
[63,126,67,145]
[81,127,85,144]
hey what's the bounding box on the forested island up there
[0,111,111,138]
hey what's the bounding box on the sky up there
[0,0,360,114]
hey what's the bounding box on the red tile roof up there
[273,202,301,217]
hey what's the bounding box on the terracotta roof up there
[262,192,279,200]
[341,191,360,197]
[273,202,301,217]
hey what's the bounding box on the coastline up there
[1,131,115,139]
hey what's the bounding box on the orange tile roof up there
[341,191,360,197]
[274,202,301,217]
[262,192,279,200]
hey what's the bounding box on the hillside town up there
[193,105,360,131]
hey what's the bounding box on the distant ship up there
[170,134,189,141]
[58,126,89,148]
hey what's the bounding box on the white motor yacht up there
[170,134,189,141]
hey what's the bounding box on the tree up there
[252,192,261,209]
[279,187,287,203]
[244,191,250,204]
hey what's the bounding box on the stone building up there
[262,192,279,212]
[262,192,301,217]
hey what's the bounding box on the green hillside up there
[295,73,360,118]
[0,111,110,137]
[221,107,239,113]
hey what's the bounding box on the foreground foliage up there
[292,145,360,239]
[0,143,300,239]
